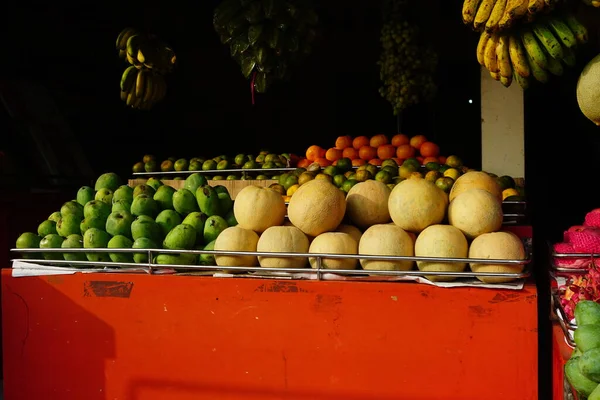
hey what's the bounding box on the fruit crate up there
[10,244,532,285]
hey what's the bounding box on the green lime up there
[262,161,276,169]
[242,161,257,169]
[336,158,352,172]
[333,174,346,187]
[202,160,217,170]
[213,175,225,180]
[226,175,238,180]
[283,175,299,190]
[375,170,392,184]
[255,154,265,163]
[426,162,440,171]
[382,165,398,177]
[278,173,290,186]
[341,179,358,193]
[323,166,339,176]
[365,164,378,177]
[294,167,307,176]
[435,177,454,193]
[217,160,230,170]
[256,174,269,180]
[404,158,420,169]
[355,170,372,182]
[381,159,398,168]
[438,165,450,173]
[298,172,315,185]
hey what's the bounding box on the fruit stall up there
[5,0,600,398]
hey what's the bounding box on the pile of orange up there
[297,134,447,168]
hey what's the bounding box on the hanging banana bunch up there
[115,27,177,110]
[213,0,318,98]
[476,13,588,89]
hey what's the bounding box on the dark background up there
[2,0,600,397]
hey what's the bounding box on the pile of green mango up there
[213,0,318,93]
[566,300,600,399]
[15,172,237,267]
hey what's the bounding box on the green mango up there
[566,357,599,398]
[163,224,196,250]
[225,210,238,227]
[579,347,600,382]
[590,382,600,400]
[156,253,197,266]
[199,240,216,265]
[196,185,222,217]
[575,324,600,352]
[576,301,600,326]
[204,216,228,244]
[218,192,234,215]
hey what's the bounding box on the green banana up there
[543,47,564,76]
[532,23,564,59]
[521,30,548,69]
[135,69,147,98]
[126,35,142,58]
[116,28,137,50]
[546,17,577,49]
[513,71,530,89]
[525,50,549,83]
[561,47,577,67]
[563,14,588,45]
[120,89,128,101]
[120,66,138,92]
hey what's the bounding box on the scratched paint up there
[83,281,133,298]
[254,281,309,293]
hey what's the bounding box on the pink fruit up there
[585,209,600,228]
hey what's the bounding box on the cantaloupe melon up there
[469,231,526,283]
[388,179,448,233]
[288,180,346,237]
[449,171,502,202]
[448,188,503,239]
[345,180,391,229]
[414,224,468,282]
[336,224,363,244]
[214,226,260,267]
[257,226,309,269]
[308,232,357,270]
[234,186,286,233]
[358,224,414,271]
[577,53,600,126]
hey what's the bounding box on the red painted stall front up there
[2,270,538,400]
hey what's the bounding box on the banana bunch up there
[582,0,600,7]
[119,66,167,110]
[462,0,563,32]
[116,27,176,75]
[213,0,318,94]
[477,14,588,89]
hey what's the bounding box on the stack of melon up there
[215,171,527,283]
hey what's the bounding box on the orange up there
[377,144,396,160]
[352,158,366,166]
[306,145,324,161]
[342,147,359,160]
[416,156,424,164]
[392,157,403,165]
[335,135,353,150]
[396,144,416,159]
[439,156,447,164]
[297,158,311,168]
[368,158,383,166]
[352,136,370,150]
[370,134,389,148]
[332,160,338,166]
[314,157,331,167]
[318,147,326,159]
[409,135,428,149]
[325,147,343,162]
[358,145,377,161]
[422,156,439,164]
[420,142,440,157]
[391,134,409,147]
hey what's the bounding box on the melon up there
[214,226,260,267]
[448,188,503,239]
[257,226,309,269]
[577,53,600,126]
[388,179,448,233]
[233,185,286,233]
[358,224,414,271]
[288,180,346,236]
[345,180,391,229]
[449,171,502,202]
[308,232,357,270]
[336,224,363,244]
[414,224,468,282]
[469,231,526,283]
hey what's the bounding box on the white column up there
[480,66,525,178]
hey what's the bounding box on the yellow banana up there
[485,0,507,32]
[135,70,147,98]
[120,66,138,92]
[463,0,483,25]
[477,31,492,65]
[527,0,545,14]
[508,35,530,77]
[500,75,512,87]
[484,34,500,73]
[508,0,528,19]
[126,53,136,66]
[513,71,530,89]
[143,74,155,103]
[120,89,128,102]
[137,49,146,64]
[474,0,497,30]
[497,35,512,78]
[521,30,548,69]
[490,70,501,81]
[116,28,137,50]
[126,90,137,107]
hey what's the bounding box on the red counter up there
[2,270,538,400]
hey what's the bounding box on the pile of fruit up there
[462,0,590,89]
[115,28,177,109]
[132,152,299,179]
[564,300,600,399]
[377,0,437,114]
[16,172,237,267]
[16,169,527,284]
[283,134,524,201]
[213,0,318,96]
